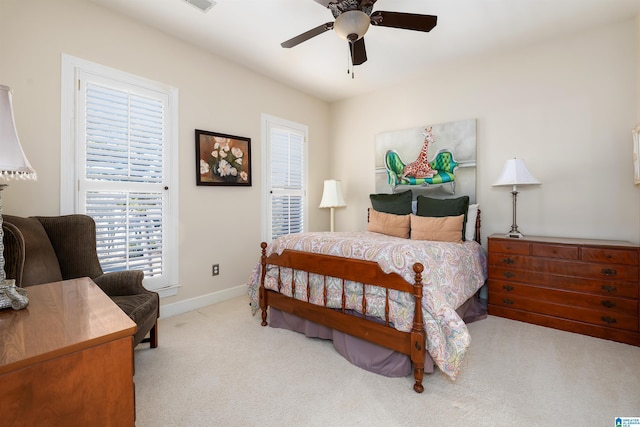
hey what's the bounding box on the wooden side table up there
[0,277,137,426]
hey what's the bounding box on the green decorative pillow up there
[415,195,470,240]
[369,190,413,215]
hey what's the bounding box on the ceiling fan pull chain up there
[349,41,355,79]
[347,47,350,75]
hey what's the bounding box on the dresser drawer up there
[488,239,530,255]
[488,280,638,318]
[488,266,639,299]
[582,247,639,266]
[487,253,639,281]
[489,287,639,332]
[531,243,579,260]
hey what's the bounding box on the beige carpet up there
[133,295,640,426]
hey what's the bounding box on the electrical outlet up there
[212,264,219,276]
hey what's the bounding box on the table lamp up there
[492,158,540,239]
[0,84,36,309]
[319,179,346,232]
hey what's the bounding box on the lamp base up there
[0,279,29,310]
[506,231,524,239]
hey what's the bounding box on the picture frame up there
[196,129,252,186]
[634,124,640,185]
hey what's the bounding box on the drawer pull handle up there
[502,285,515,292]
[601,284,617,293]
[600,300,617,308]
[503,298,514,305]
[600,316,617,324]
[601,268,617,277]
[503,272,515,279]
[502,258,515,265]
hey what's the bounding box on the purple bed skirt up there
[269,295,487,378]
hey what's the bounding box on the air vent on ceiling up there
[184,0,216,13]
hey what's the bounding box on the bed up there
[247,200,487,393]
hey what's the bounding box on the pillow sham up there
[410,214,464,243]
[415,195,470,240]
[465,204,479,242]
[367,209,410,239]
[369,190,413,215]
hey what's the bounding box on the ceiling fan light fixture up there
[334,10,370,42]
[183,0,216,13]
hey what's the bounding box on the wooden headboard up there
[473,209,481,243]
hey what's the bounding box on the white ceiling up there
[89,0,640,103]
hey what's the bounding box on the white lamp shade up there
[334,10,370,41]
[493,158,540,187]
[0,85,36,180]
[319,179,346,208]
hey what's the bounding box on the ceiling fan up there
[281,0,438,67]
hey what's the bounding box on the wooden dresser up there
[0,278,137,426]
[487,234,640,346]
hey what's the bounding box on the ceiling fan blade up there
[350,37,367,66]
[370,11,437,32]
[314,0,378,6]
[281,22,334,48]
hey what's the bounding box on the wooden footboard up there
[259,242,427,393]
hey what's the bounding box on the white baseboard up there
[159,284,247,319]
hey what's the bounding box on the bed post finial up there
[260,242,268,326]
[411,262,426,393]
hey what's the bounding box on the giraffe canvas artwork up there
[374,119,477,203]
[401,127,438,179]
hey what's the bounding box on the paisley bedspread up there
[247,231,487,380]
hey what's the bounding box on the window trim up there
[61,54,180,297]
[261,114,309,242]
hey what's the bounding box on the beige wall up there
[330,18,640,245]
[638,14,640,123]
[0,0,331,306]
[2,0,638,311]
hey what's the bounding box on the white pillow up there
[465,204,479,241]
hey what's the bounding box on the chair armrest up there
[385,150,406,186]
[92,270,149,296]
[386,169,400,186]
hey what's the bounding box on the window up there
[61,55,179,295]
[262,114,308,241]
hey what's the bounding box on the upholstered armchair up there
[2,214,159,348]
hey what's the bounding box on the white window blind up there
[263,115,308,241]
[85,191,164,276]
[55,55,181,295]
[84,83,164,184]
[80,80,168,281]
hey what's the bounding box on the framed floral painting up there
[196,129,252,186]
